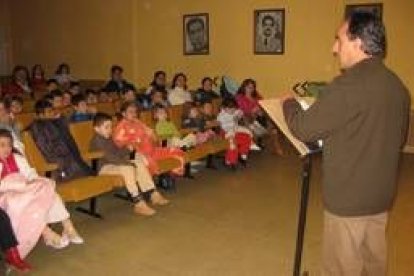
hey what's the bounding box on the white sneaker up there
[65,234,84,245]
[45,235,70,249]
[250,143,261,151]
[241,154,248,160]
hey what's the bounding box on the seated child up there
[62,91,72,107]
[149,90,170,109]
[0,208,32,272]
[153,105,196,148]
[193,77,219,105]
[70,94,95,123]
[113,101,185,175]
[217,98,253,167]
[49,90,68,117]
[90,113,169,216]
[181,103,216,144]
[121,88,137,103]
[8,96,23,116]
[0,129,83,256]
[46,79,59,93]
[85,89,98,105]
[69,81,81,95]
[0,99,24,152]
[201,101,220,132]
[98,90,112,103]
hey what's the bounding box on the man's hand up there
[279,91,296,103]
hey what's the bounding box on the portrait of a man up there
[183,13,209,55]
[254,9,285,54]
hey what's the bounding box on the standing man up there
[283,12,410,276]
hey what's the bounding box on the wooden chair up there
[22,100,36,113]
[94,102,117,115]
[69,121,181,175]
[15,112,36,130]
[22,131,122,218]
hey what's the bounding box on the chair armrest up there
[82,151,105,161]
[180,128,197,135]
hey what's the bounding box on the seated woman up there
[54,63,77,90]
[168,73,192,106]
[0,208,31,272]
[193,77,219,105]
[113,101,185,176]
[0,129,83,256]
[31,64,47,92]
[2,66,32,98]
[146,70,168,95]
[235,79,283,155]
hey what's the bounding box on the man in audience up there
[283,12,410,276]
[103,65,135,93]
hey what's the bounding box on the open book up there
[259,97,318,157]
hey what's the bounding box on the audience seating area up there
[13,88,229,218]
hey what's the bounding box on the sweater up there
[89,134,131,170]
[283,57,411,216]
[155,121,180,140]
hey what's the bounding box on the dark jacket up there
[29,117,94,182]
[193,89,219,104]
[103,79,135,93]
[284,58,411,216]
[89,134,131,170]
[182,117,206,132]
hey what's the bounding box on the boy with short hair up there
[89,112,169,216]
[70,94,94,123]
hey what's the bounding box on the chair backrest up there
[15,112,36,130]
[139,110,154,128]
[21,131,58,174]
[212,98,222,115]
[22,100,36,113]
[69,121,95,154]
[169,105,184,128]
[94,102,117,115]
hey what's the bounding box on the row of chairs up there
[20,101,229,218]
[15,98,222,130]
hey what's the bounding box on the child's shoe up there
[150,191,170,206]
[134,201,156,216]
[5,247,32,273]
[44,234,70,249]
[63,230,84,245]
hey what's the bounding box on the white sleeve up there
[15,154,39,181]
[145,86,153,95]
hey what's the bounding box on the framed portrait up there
[254,9,285,55]
[345,3,383,20]
[183,13,209,55]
